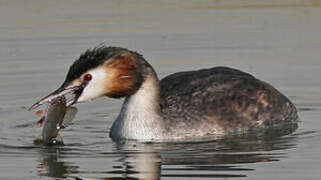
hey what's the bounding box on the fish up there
[33,96,78,145]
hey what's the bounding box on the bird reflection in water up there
[36,147,78,179]
[36,122,297,180]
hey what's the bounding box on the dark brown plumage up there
[160,66,298,135]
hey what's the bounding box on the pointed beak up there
[28,84,84,111]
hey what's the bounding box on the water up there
[1,0,321,179]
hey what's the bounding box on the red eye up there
[83,73,92,82]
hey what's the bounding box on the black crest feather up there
[63,46,127,85]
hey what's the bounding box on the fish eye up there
[83,73,92,82]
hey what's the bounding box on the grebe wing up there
[159,67,297,133]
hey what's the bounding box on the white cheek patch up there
[77,67,107,102]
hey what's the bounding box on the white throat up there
[110,75,165,141]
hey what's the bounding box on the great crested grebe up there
[30,46,298,141]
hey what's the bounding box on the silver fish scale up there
[41,96,67,144]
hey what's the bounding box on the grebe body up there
[30,46,298,141]
[158,67,297,139]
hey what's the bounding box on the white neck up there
[110,74,165,141]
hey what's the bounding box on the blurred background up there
[0,0,321,179]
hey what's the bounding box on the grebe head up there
[29,46,151,110]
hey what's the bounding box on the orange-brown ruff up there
[103,51,143,98]
[31,46,298,141]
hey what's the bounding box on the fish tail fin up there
[62,107,78,125]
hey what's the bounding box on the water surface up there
[1,0,321,179]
